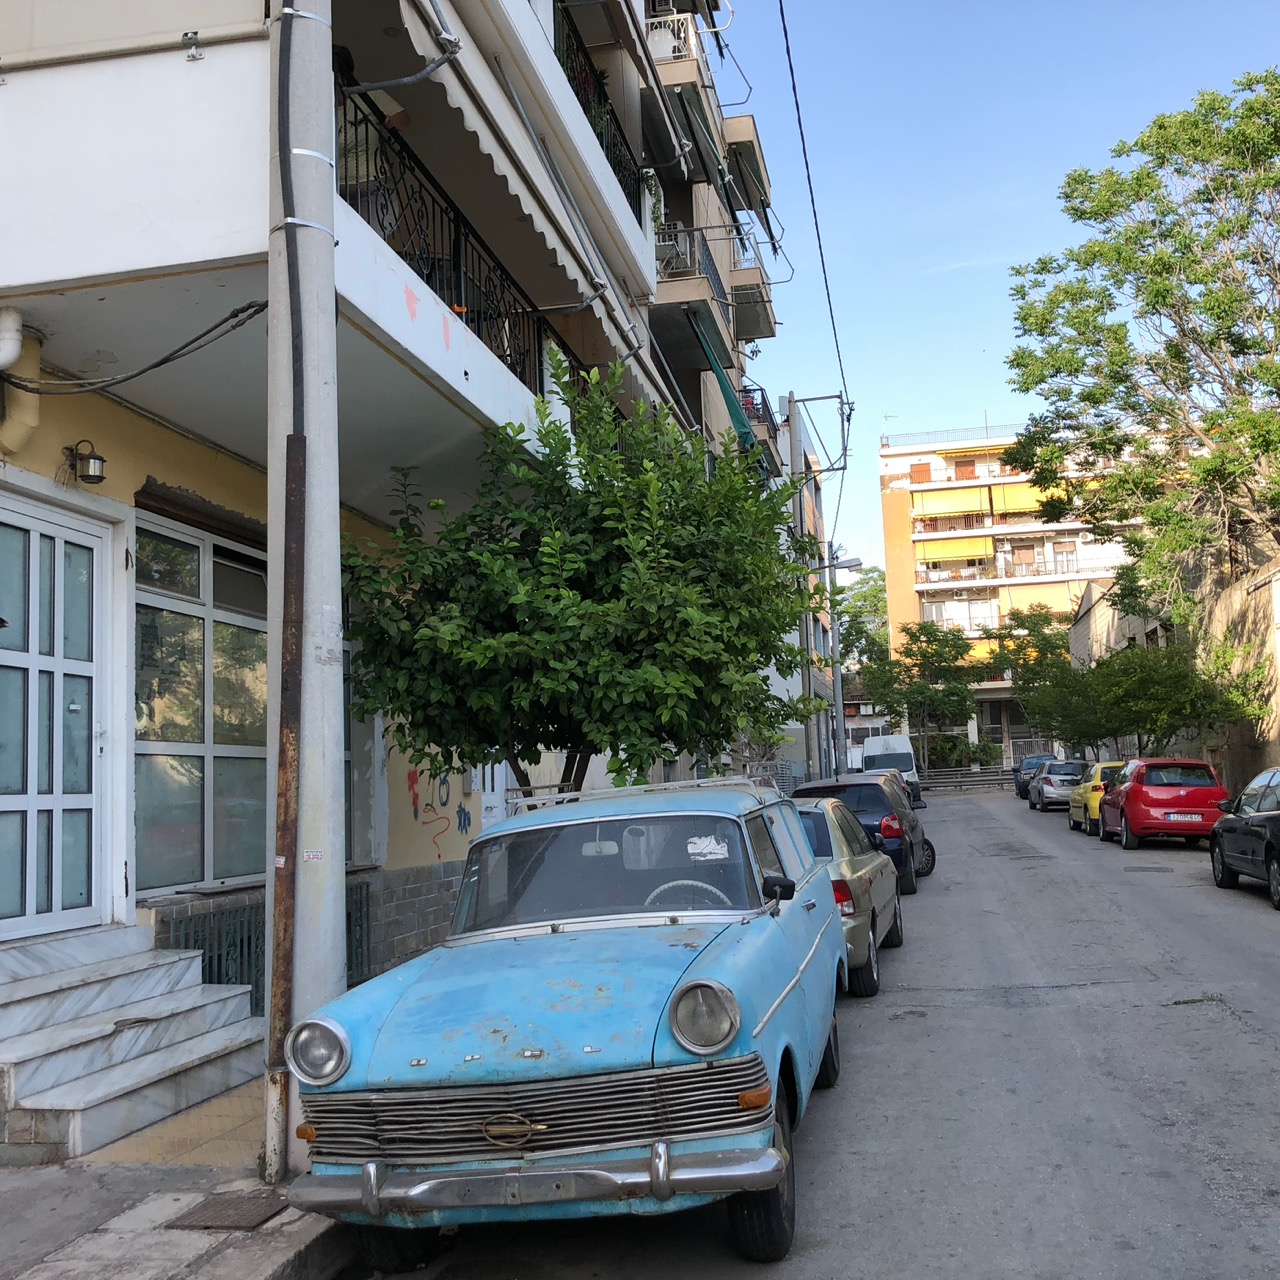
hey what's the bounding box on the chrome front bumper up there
[288,1138,786,1218]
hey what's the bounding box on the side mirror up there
[912,799,928,810]
[762,875,796,903]
[871,832,887,850]
[1217,799,1232,812]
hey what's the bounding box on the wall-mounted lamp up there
[66,439,107,485]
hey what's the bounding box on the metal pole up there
[788,391,815,779]
[828,540,845,773]
[265,0,346,1182]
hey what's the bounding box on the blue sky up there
[719,0,1277,566]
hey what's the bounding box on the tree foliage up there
[342,356,823,792]
[1006,70,1280,624]
[981,605,1072,699]
[1017,642,1269,756]
[860,621,978,772]
[835,565,889,667]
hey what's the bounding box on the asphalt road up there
[384,790,1280,1280]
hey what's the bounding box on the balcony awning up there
[689,313,757,454]
[913,488,987,516]
[915,536,994,562]
[992,481,1043,513]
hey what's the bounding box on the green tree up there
[1006,71,1280,625]
[981,604,1072,699]
[860,621,978,773]
[342,356,824,793]
[835,566,889,668]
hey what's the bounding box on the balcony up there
[738,384,784,476]
[723,115,773,222]
[651,224,734,370]
[913,511,1057,535]
[338,81,542,393]
[645,13,726,185]
[552,2,644,224]
[915,556,1080,586]
[729,230,777,342]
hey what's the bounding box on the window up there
[954,458,977,481]
[833,807,873,856]
[768,804,815,880]
[909,463,932,484]
[1144,764,1217,788]
[745,814,785,879]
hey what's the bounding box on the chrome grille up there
[302,1054,772,1164]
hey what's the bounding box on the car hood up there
[356,922,730,1087]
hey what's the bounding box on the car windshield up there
[864,751,914,773]
[1144,764,1217,787]
[1047,763,1082,777]
[452,815,761,934]
[794,784,891,816]
[798,810,833,860]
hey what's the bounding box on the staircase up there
[0,923,263,1165]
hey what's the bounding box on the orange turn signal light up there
[295,1124,318,1142]
[738,1084,772,1110]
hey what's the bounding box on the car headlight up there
[670,980,741,1055]
[285,1017,351,1086]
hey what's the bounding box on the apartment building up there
[879,425,1128,765]
[0,0,782,1160]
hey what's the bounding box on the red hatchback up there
[1099,758,1228,849]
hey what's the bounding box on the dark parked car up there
[1028,760,1085,812]
[792,773,930,893]
[1012,753,1056,800]
[1210,767,1280,908]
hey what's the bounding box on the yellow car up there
[1068,761,1126,836]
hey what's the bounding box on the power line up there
[777,0,852,408]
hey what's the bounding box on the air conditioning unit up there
[1079,532,1096,543]
[953,589,970,600]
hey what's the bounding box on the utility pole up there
[788,391,816,780]
[264,0,347,1182]
[826,550,863,774]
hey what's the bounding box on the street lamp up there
[824,551,863,773]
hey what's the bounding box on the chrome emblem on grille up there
[480,1112,548,1148]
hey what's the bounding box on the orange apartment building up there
[879,425,1128,766]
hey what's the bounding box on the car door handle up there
[1249,822,1268,834]
[802,899,818,912]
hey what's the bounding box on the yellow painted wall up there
[385,754,484,870]
[881,483,918,654]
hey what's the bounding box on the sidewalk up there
[1,1083,356,1280]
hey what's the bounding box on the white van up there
[862,734,921,801]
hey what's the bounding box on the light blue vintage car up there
[286,780,845,1270]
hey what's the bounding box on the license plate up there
[1166,813,1200,822]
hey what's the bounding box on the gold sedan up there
[796,798,903,998]
[1068,761,1125,836]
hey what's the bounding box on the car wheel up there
[1183,836,1201,848]
[1099,812,1115,843]
[1210,839,1238,888]
[1121,813,1141,851]
[899,854,918,895]
[849,926,880,997]
[1269,853,1280,911]
[355,1225,442,1274]
[1087,816,1100,837]
[919,839,936,877]
[1068,810,1082,832]
[727,1090,796,1262]
[884,890,904,948]
[1028,793,1038,811]
[814,1015,841,1088]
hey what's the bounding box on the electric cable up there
[777,0,852,408]
[0,301,268,395]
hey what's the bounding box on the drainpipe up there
[0,310,42,457]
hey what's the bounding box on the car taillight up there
[880,813,902,839]
[832,880,856,918]
[1091,783,1105,792]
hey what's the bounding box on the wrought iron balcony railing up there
[738,384,779,441]
[655,225,732,331]
[336,77,544,395]
[915,556,1080,585]
[552,3,644,224]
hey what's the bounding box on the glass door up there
[0,505,105,939]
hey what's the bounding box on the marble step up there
[17,1018,266,1157]
[0,949,203,1039]
[0,983,253,1101]
[0,924,155,983]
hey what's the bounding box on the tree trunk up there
[557,751,580,795]
[570,747,595,793]
[506,752,533,797]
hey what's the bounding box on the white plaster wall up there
[0,41,269,292]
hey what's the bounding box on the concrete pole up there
[828,541,845,773]
[264,0,346,1181]
[788,392,816,779]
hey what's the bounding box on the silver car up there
[1028,760,1085,812]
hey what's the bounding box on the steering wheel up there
[644,880,733,909]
